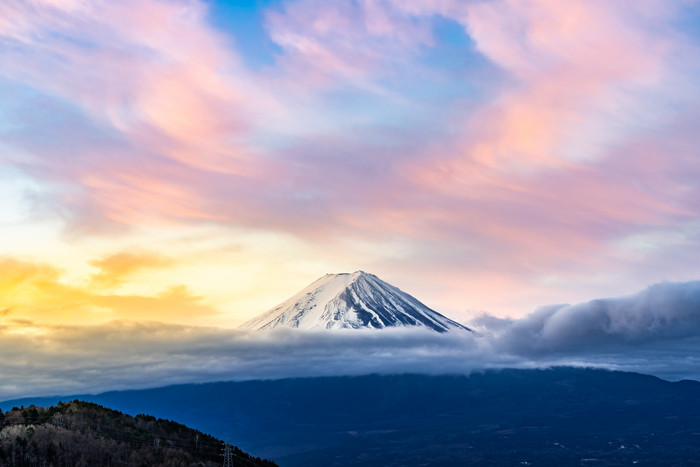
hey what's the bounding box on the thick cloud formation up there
[474,280,700,353]
[1,280,700,401]
[470,281,700,382]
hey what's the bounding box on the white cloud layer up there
[2,280,700,401]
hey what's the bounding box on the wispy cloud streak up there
[1,0,699,316]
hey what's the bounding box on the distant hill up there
[4,368,700,465]
[0,400,276,467]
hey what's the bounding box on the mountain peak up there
[325,270,367,279]
[240,272,472,333]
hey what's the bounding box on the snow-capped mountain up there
[239,271,472,333]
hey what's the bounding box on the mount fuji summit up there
[240,271,472,333]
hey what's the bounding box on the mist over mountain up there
[1,280,699,400]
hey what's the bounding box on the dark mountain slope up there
[3,368,700,465]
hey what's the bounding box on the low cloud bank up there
[1,280,700,401]
[0,324,500,400]
[474,281,700,353]
[470,280,700,382]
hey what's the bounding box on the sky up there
[1,1,700,333]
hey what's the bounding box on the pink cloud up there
[0,0,281,232]
[0,0,266,173]
[390,0,697,245]
[321,0,700,313]
[264,0,436,89]
[451,0,673,171]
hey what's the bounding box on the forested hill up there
[0,400,276,467]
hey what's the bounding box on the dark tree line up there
[0,401,276,467]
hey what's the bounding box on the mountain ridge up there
[3,369,699,466]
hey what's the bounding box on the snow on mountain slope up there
[239,271,472,333]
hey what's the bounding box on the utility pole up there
[222,439,233,467]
